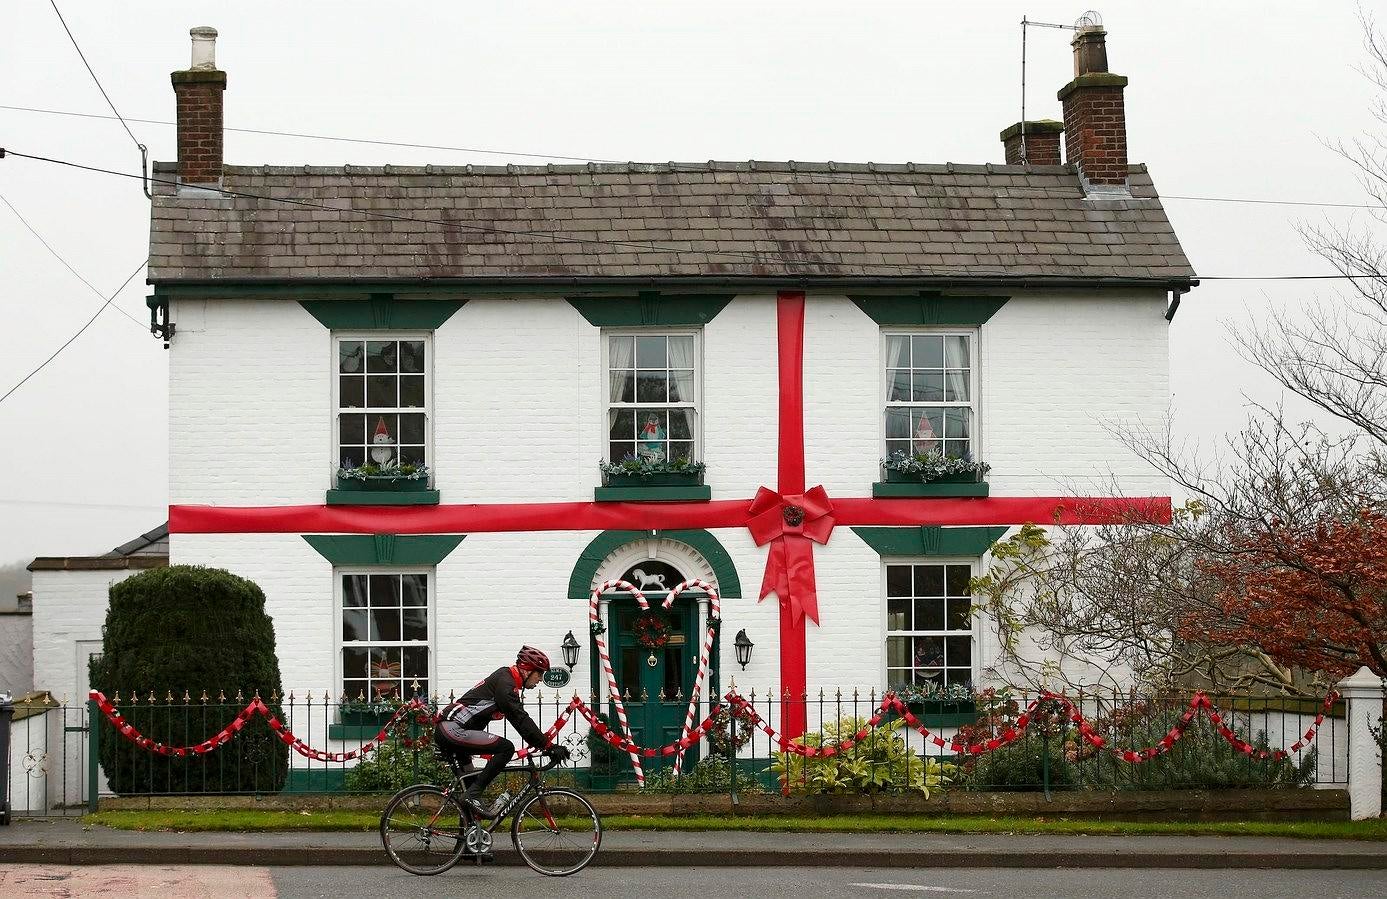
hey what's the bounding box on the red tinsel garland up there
[89,688,1339,767]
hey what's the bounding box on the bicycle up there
[379,749,602,877]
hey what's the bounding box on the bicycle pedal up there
[463,852,496,865]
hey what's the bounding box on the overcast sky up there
[0,1,1379,570]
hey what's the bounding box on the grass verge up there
[81,810,1387,840]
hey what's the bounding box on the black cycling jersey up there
[439,665,546,748]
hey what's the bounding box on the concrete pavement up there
[1,819,1385,869]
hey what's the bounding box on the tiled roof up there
[28,523,170,572]
[148,161,1194,284]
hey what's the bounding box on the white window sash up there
[879,329,979,460]
[881,559,978,688]
[334,567,436,701]
[331,333,434,482]
[601,329,703,463]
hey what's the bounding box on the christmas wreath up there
[706,703,757,756]
[632,612,671,648]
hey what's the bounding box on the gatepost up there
[1338,666,1385,820]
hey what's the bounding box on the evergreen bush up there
[343,740,452,793]
[88,565,289,794]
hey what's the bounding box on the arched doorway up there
[574,531,739,778]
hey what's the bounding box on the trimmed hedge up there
[89,565,289,794]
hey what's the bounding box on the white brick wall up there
[31,569,144,701]
[165,289,1171,702]
[0,611,32,695]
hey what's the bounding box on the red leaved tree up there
[1189,511,1387,678]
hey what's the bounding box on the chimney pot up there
[1057,25,1129,189]
[1072,26,1109,76]
[189,26,218,70]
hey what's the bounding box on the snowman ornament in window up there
[371,417,396,467]
[637,413,666,462]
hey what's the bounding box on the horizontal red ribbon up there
[170,495,1172,534]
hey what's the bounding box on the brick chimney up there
[1057,23,1128,189]
[170,26,226,187]
[1000,120,1063,166]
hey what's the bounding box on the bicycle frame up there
[424,754,561,837]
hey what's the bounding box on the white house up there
[102,23,1195,766]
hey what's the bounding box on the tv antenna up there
[1019,11,1101,163]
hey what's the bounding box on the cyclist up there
[436,646,570,817]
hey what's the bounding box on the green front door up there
[609,596,700,776]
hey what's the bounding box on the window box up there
[872,480,990,498]
[335,475,431,492]
[602,470,704,488]
[326,489,440,505]
[881,468,980,485]
[596,463,710,501]
[905,699,977,728]
[338,708,395,728]
[594,484,712,502]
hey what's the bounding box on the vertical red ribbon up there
[775,291,809,739]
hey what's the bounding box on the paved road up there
[4,864,1387,898]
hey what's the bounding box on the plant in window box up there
[598,455,706,488]
[338,694,435,732]
[335,461,431,492]
[880,450,990,484]
[892,682,978,727]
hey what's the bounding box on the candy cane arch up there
[667,578,720,774]
[590,578,655,785]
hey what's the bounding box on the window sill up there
[325,489,441,505]
[871,481,990,498]
[594,485,712,502]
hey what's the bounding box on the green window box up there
[335,475,431,492]
[881,469,981,485]
[596,469,709,502]
[325,489,440,505]
[884,700,978,729]
[602,471,703,488]
[872,481,990,498]
[594,485,712,502]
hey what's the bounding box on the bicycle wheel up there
[510,787,602,876]
[380,785,468,876]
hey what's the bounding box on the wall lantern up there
[560,630,581,671]
[734,629,754,670]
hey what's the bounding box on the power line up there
[0,102,623,165]
[0,192,146,329]
[46,2,151,198]
[3,103,1383,211]
[0,258,148,407]
[5,148,1382,282]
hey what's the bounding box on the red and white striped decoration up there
[90,687,1341,771]
[667,578,721,774]
[89,691,578,763]
[589,578,651,785]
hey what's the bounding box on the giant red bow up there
[746,485,835,625]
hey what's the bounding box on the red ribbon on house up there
[169,291,1173,739]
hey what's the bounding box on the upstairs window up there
[606,333,699,464]
[883,332,975,461]
[336,337,429,473]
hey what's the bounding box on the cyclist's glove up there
[548,745,571,762]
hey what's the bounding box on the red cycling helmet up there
[516,646,551,673]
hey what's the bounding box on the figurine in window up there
[370,417,396,467]
[638,413,666,462]
[912,414,940,456]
